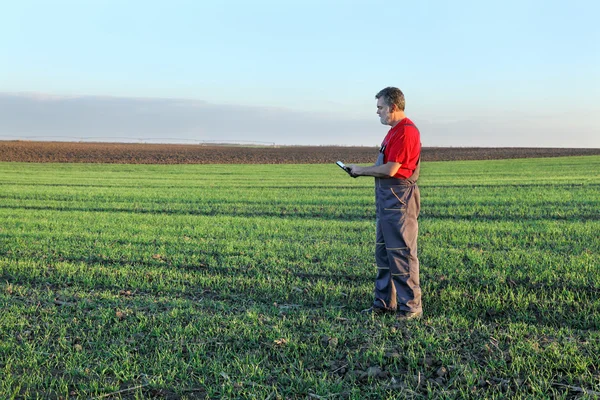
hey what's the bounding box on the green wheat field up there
[1,156,599,399]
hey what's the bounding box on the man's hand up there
[347,164,361,178]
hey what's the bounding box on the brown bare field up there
[1,140,600,164]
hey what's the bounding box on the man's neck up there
[389,113,407,128]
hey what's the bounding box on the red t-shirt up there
[381,118,421,179]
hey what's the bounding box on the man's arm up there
[347,162,401,178]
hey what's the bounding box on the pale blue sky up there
[1,0,599,146]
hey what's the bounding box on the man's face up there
[376,97,393,126]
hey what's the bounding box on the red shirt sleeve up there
[386,125,419,165]
[385,125,420,178]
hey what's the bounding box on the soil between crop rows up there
[1,141,600,164]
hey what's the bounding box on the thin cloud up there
[0,93,598,147]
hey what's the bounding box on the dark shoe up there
[396,310,422,321]
[361,306,396,315]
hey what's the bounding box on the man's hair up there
[375,87,405,111]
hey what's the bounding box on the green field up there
[1,157,599,399]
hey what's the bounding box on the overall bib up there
[372,137,422,313]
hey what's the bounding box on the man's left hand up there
[347,164,361,178]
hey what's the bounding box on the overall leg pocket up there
[382,186,412,211]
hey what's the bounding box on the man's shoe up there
[396,310,422,321]
[361,306,396,315]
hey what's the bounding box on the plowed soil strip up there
[1,141,600,163]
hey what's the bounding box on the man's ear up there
[389,104,398,112]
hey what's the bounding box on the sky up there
[1,0,598,147]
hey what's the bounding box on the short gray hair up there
[375,87,405,111]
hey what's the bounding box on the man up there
[347,87,422,321]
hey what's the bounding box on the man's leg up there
[380,186,422,313]
[372,218,397,311]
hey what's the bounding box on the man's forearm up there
[351,162,401,178]
[357,164,393,178]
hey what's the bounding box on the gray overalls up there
[372,128,422,313]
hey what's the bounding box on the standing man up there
[347,87,422,321]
